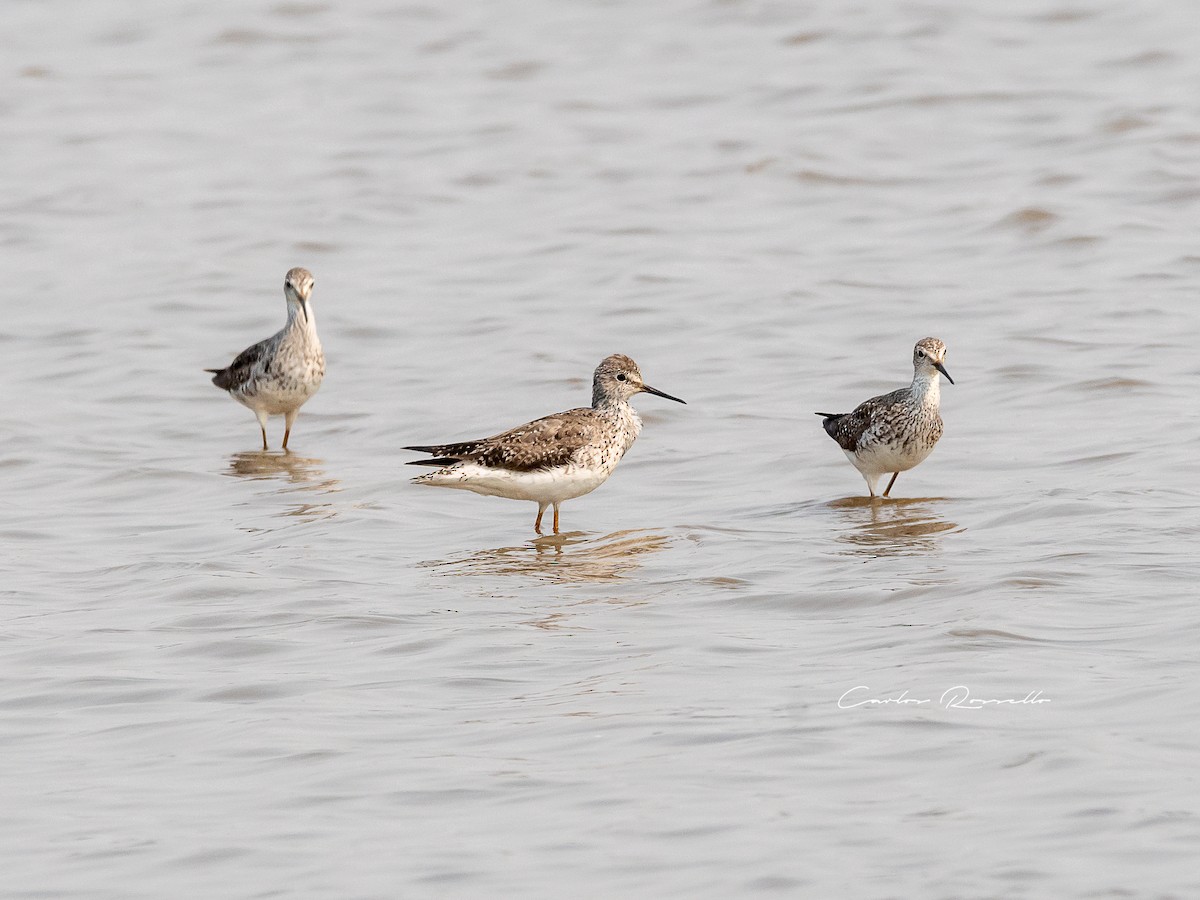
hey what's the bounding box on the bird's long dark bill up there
[642,384,686,404]
[300,300,309,323]
[934,362,954,384]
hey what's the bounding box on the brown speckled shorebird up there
[817,337,953,497]
[206,267,325,451]
[404,354,686,534]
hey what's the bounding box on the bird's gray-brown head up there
[913,337,953,384]
[284,267,315,323]
[592,354,686,408]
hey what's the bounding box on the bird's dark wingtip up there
[406,457,459,467]
[815,412,843,419]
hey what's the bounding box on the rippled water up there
[5,1,1200,896]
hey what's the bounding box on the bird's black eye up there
[917,349,926,357]
[616,373,627,382]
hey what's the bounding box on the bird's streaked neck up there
[286,299,317,333]
[593,387,630,410]
[911,368,941,404]
[594,392,643,448]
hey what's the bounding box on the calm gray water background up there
[4,1,1200,897]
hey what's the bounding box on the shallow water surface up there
[3,0,1200,897]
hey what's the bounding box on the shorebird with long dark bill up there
[405,354,686,535]
[206,267,325,451]
[816,337,953,498]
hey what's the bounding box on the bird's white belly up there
[418,463,612,504]
[846,441,933,476]
[236,378,320,416]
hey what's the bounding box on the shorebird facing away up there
[206,267,325,451]
[405,354,686,535]
[816,337,953,498]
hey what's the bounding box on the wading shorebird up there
[206,267,325,451]
[404,354,686,534]
[816,337,953,498]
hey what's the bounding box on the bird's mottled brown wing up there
[818,387,908,451]
[207,338,270,392]
[405,408,600,472]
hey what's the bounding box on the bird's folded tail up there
[207,368,236,390]
[815,412,851,444]
[403,442,482,466]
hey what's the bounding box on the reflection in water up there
[222,451,340,521]
[827,496,960,556]
[423,529,671,584]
